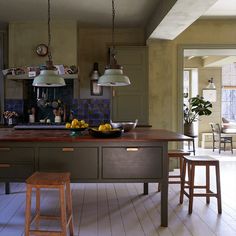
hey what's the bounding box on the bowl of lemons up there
[89,123,122,138]
[65,119,89,136]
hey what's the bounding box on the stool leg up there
[206,165,210,204]
[192,139,195,156]
[231,139,233,154]
[60,185,67,236]
[180,159,187,204]
[188,163,195,214]
[25,185,32,236]
[179,157,183,184]
[66,181,74,236]
[215,162,222,214]
[35,187,40,229]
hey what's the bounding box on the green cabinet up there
[112,46,148,125]
[38,147,98,180]
[0,147,35,180]
[102,147,163,179]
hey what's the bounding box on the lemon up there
[71,119,79,127]
[65,122,71,129]
[104,123,112,130]
[98,124,106,131]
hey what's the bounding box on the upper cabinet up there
[112,46,148,125]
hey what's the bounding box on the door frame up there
[177,44,236,134]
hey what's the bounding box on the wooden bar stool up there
[179,155,222,214]
[25,172,74,236]
[158,150,190,192]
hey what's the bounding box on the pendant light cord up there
[112,0,115,53]
[48,0,52,62]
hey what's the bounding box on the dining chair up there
[210,123,233,153]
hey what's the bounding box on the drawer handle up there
[0,148,10,151]
[0,164,11,168]
[62,148,74,152]
[126,148,139,152]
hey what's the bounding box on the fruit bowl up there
[69,128,87,136]
[89,128,122,138]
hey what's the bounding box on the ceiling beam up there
[146,0,218,40]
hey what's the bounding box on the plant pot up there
[184,123,195,137]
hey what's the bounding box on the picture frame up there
[90,80,103,96]
[202,89,217,102]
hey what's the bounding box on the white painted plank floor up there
[1,149,236,236]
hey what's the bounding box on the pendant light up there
[32,0,65,87]
[206,78,216,89]
[98,0,130,86]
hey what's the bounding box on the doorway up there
[178,45,236,150]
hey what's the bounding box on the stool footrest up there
[66,214,73,227]
[29,229,61,236]
[169,175,181,178]
[184,185,210,189]
[169,180,181,184]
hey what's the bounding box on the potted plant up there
[184,95,212,136]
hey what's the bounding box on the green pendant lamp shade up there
[32,69,65,87]
[32,0,65,87]
[98,0,130,87]
[98,68,130,86]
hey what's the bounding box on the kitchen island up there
[0,128,192,227]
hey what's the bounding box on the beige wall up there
[9,21,77,67]
[198,68,222,133]
[148,19,236,134]
[78,27,145,98]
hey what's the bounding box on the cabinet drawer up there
[0,164,34,179]
[0,147,34,163]
[102,147,163,179]
[39,147,98,179]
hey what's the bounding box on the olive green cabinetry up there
[0,146,35,180]
[0,141,165,184]
[38,147,98,180]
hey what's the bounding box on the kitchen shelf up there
[6,74,78,80]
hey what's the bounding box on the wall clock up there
[36,44,48,56]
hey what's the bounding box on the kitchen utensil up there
[110,119,138,132]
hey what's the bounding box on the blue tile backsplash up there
[4,98,110,126]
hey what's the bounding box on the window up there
[222,64,236,121]
[222,89,236,121]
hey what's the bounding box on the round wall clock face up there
[36,44,48,56]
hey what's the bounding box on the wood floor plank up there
[78,183,98,236]
[106,183,126,236]
[126,183,159,236]
[114,183,145,236]
[133,183,174,236]
[97,183,111,236]
[1,157,236,236]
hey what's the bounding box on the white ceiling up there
[0,0,158,27]
[202,0,236,18]
[0,0,235,41]
[0,0,235,27]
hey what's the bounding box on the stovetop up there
[14,123,67,130]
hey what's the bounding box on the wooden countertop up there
[0,128,192,142]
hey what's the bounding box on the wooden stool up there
[158,150,190,192]
[25,172,74,236]
[179,155,222,214]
